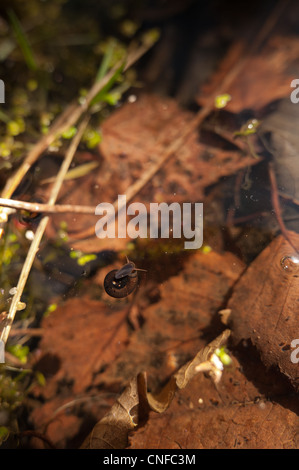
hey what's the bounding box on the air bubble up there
[280,255,299,274]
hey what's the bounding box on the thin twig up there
[0,197,97,215]
[0,117,89,346]
[9,327,44,336]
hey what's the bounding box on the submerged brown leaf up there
[197,35,299,113]
[81,330,230,449]
[228,231,299,391]
[30,297,130,397]
[81,376,140,449]
[129,357,299,449]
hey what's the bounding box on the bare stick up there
[0,197,98,215]
[9,327,44,336]
[0,117,89,345]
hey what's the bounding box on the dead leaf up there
[129,395,299,449]
[228,231,299,391]
[197,35,299,112]
[129,351,299,449]
[81,330,230,449]
[31,297,129,397]
[81,376,140,449]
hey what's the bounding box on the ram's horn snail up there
[104,257,146,298]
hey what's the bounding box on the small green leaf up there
[214,93,231,109]
[102,91,121,106]
[7,118,25,136]
[44,303,57,317]
[77,253,97,266]
[0,426,9,443]
[201,245,212,254]
[35,371,46,386]
[215,346,232,366]
[6,344,29,364]
[69,250,81,259]
[90,61,125,107]
[61,126,77,139]
[234,118,260,137]
[142,28,160,47]
[83,129,102,149]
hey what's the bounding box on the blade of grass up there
[96,39,116,82]
[41,161,99,184]
[7,9,37,72]
[90,59,126,107]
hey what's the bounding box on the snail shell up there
[103,259,145,298]
[104,269,138,298]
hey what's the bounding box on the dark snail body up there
[114,261,136,279]
[104,259,145,298]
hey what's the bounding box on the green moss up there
[214,93,231,109]
[69,250,97,266]
[0,426,9,444]
[234,118,260,137]
[6,344,29,364]
[61,126,77,139]
[7,118,25,137]
[0,370,23,410]
[82,128,102,148]
[76,253,97,266]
